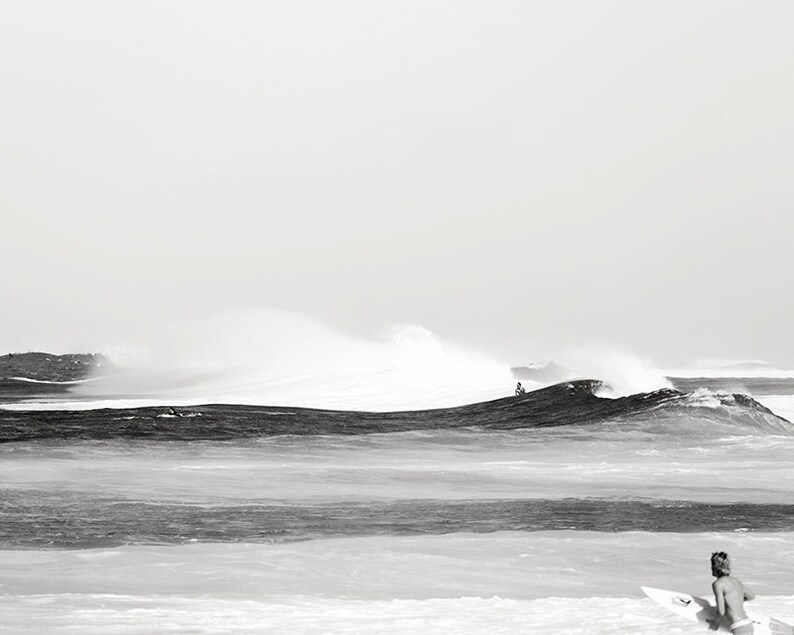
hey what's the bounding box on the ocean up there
[1,353,793,634]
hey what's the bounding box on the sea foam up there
[73,308,515,410]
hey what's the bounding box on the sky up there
[1,0,793,367]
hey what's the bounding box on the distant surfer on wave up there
[515,382,526,396]
[709,551,755,633]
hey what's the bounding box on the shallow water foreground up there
[1,531,793,634]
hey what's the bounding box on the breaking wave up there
[2,380,790,442]
[71,309,515,411]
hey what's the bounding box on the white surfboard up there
[642,586,792,635]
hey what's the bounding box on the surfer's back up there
[713,575,752,622]
[710,551,755,634]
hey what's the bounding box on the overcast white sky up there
[1,1,793,366]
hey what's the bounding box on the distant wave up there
[670,375,794,396]
[8,376,93,385]
[666,366,794,379]
[1,380,790,442]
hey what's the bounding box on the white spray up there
[79,308,515,411]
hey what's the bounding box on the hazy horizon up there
[2,1,793,368]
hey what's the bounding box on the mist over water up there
[75,308,515,410]
[69,308,695,411]
[557,343,673,396]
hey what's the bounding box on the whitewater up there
[1,313,794,634]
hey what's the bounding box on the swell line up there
[2,493,793,548]
[1,380,791,442]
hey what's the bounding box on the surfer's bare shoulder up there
[713,576,754,601]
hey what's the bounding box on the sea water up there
[1,367,793,633]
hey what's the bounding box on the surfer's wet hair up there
[710,551,731,576]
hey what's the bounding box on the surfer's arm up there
[710,582,727,629]
[743,587,755,601]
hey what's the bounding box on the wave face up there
[1,380,790,442]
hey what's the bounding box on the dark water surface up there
[1,491,793,548]
[1,380,790,442]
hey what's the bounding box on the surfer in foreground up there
[709,551,755,633]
